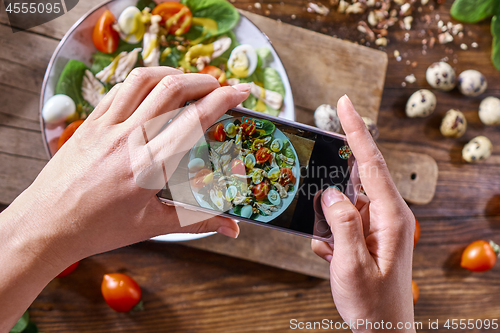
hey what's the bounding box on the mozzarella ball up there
[426,62,456,91]
[462,136,492,163]
[479,96,500,126]
[314,104,341,133]
[458,70,487,97]
[406,89,437,118]
[440,109,467,138]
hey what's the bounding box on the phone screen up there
[158,108,358,241]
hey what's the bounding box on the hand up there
[311,96,416,332]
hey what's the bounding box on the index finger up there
[336,95,401,203]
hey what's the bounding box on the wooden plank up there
[0,126,47,160]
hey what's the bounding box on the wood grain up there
[0,0,500,332]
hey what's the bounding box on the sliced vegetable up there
[414,218,421,248]
[101,273,142,313]
[279,167,294,186]
[199,65,228,86]
[255,147,271,164]
[253,182,269,200]
[57,120,84,150]
[191,168,213,188]
[242,121,256,135]
[412,280,419,305]
[93,10,120,54]
[214,123,226,141]
[57,261,80,278]
[461,240,499,272]
[152,2,193,35]
[230,159,246,176]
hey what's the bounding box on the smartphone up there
[158,107,360,243]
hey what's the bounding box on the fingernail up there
[325,254,333,263]
[217,226,239,239]
[322,186,345,207]
[342,94,353,107]
[233,83,251,93]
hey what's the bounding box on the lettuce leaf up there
[136,0,156,11]
[263,67,285,98]
[451,0,498,23]
[492,15,500,70]
[160,47,182,68]
[55,60,94,114]
[181,0,240,38]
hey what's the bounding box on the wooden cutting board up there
[184,11,438,280]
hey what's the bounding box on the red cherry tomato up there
[461,240,499,272]
[253,182,269,200]
[101,273,142,313]
[242,121,256,136]
[414,218,421,248]
[255,147,271,164]
[230,159,246,176]
[92,10,119,54]
[412,280,419,305]
[199,65,228,86]
[152,2,192,35]
[57,120,84,150]
[191,168,212,188]
[279,167,294,186]
[214,123,226,142]
[57,261,80,278]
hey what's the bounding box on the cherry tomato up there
[279,167,295,186]
[92,10,119,54]
[152,2,192,35]
[412,280,419,305]
[255,147,271,164]
[461,240,499,272]
[253,182,269,200]
[199,66,228,86]
[57,261,80,278]
[57,120,84,150]
[214,123,226,142]
[414,218,421,248]
[101,273,142,313]
[191,168,213,188]
[230,159,245,176]
[242,121,256,136]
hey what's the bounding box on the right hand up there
[312,96,416,332]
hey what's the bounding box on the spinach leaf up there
[451,0,498,23]
[10,311,29,333]
[256,47,272,68]
[233,205,242,215]
[263,67,285,98]
[160,47,182,68]
[136,0,156,11]
[90,40,142,75]
[258,119,275,136]
[181,0,239,38]
[492,15,500,70]
[55,60,94,114]
[284,147,295,160]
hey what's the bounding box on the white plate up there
[40,0,295,242]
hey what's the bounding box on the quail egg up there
[225,185,238,202]
[268,190,281,206]
[426,62,456,91]
[188,158,205,172]
[117,6,146,44]
[479,96,500,126]
[361,117,379,140]
[405,89,437,118]
[458,70,487,97]
[314,104,341,133]
[462,136,492,163]
[270,139,283,153]
[440,109,467,138]
[225,122,237,138]
[267,167,280,182]
[228,44,258,78]
[42,94,77,124]
[240,205,253,218]
[252,169,265,184]
[244,154,256,169]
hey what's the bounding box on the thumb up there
[321,187,368,263]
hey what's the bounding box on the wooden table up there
[1,0,500,331]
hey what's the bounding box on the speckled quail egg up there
[479,96,500,126]
[458,70,487,97]
[426,62,456,91]
[225,185,238,202]
[361,117,379,140]
[270,138,283,153]
[225,122,237,138]
[42,94,77,124]
[462,136,492,163]
[405,89,437,118]
[244,154,256,169]
[314,104,341,133]
[118,6,146,44]
[228,44,258,78]
[240,205,253,218]
[440,109,467,138]
[268,190,281,206]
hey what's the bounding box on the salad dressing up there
[166,7,191,35]
[184,43,215,65]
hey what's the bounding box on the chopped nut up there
[177,45,186,52]
[460,43,468,50]
[390,9,398,17]
[264,9,270,15]
[411,61,417,68]
[401,82,407,87]
[403,16,413,30]
[471,42,478,48]
[291,14,297,19]
[267,3,273,9]
[346,2,365,14]
[254,2,261,9]
[447,21,453,30]
[366,0,376,7]
[400,3,411,16]
[437,20,444,29]
[308,2,330,15]
[394,50,400,57]
[458,31,464,38]
[358,21,376,41]
[393,0,405,5]
[373,28,388,36]
[405,74,416,84]
[452,23,463,35]
[421,0,429,4]
[338,0,349,13]
[375,37,388,46]
[429,37,436,48]
[404,32,410,42]
[368,11,378,26]
[438,32,453,44]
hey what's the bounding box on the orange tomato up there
[57,120,84,150]
[199,65,228,86]
[414,218,421,248]
[242,121,256,136]
[253,182,269,200]
[57,261,80,278]
[412,280,419,305]
[191,168,212,188]
[92,10,119,54]
[214,123,226,142]
[152,2,192,35]
[461,240,499,272]
[101,273,142,313]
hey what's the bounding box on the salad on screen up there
[42,0,286,151]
